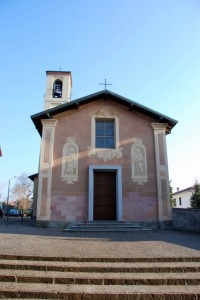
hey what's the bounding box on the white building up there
[172,186,194,208]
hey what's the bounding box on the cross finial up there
[99,79,112,90]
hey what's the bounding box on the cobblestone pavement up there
[0,217,200,259]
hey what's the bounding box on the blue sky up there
[0,0,200,199]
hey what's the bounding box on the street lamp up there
[6,176,16,225]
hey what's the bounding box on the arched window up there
[53,80,62,98]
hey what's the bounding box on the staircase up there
[64,221,152,232]
[0,255,200,299]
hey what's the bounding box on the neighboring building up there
[173,186,195,209]
[30,71,178,228]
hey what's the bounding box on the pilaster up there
[37,119,58,220]
[151,123,172,225]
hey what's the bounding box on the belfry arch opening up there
[53,80,62,98]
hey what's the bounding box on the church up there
[31,71,177,229]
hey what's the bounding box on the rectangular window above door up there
[95,120,115,149]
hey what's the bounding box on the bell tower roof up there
[46,70,72,80]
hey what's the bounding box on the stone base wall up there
[172,208,200,233]
[36,220,172,230]
[36,220,72,229]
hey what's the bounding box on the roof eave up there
[31,90,178,136]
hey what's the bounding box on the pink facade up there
[31,89,177,228]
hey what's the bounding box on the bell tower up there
[44,71,72,110]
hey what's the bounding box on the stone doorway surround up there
[88,165,122,221]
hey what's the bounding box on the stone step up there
[64,226,148,232]
[1,256,200,299]
[0,282,199,299]
[1,259,200,273]
[0,269,199,285]
[78,221,141,226]
[64,221,151,232]
[1,254,200,262]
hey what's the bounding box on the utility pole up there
[6,176,16,225]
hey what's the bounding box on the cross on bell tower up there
[99,79,112,90]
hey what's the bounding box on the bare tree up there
[17,198,31,211]
[12,173,33,208]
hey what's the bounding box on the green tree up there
[190,181,200,209]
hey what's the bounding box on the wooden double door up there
[93,171,116,220]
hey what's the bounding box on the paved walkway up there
[0,218,200,259]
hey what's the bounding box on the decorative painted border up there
[88,148,123,162]
[88,106,123,161]
[37,119,58,220]
[151,122,171,223]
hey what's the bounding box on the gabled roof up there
[31,89,178,136]
[173,185,199,195]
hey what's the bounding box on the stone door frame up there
[88,165,122,221]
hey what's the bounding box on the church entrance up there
[93,171,116,220]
